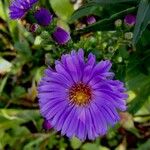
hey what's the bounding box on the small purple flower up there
[34,8,53,26]
[124,14,136,27]
[38,49,128,140]
[42,119,52,130]
[9,0,38,19]
[86,16,96,25]
[52,27,71,45]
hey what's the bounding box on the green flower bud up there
[117,56,123,63]
[115,19,122,27]
[108,46,115,53]
[40,31,50,39]
[124,32,133,40]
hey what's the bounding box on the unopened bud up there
[115,19,122,27]
[124,32,133,40]
[40,31,50,39]
[29,23,39,32]
[42,119,52,131]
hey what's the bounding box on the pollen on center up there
[69,83,92,106]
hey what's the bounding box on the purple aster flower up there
[34,8,53,26]
[86,16,96,25]
[42,118,52,131]
[9,0,38,20]
[38,49,128,140]
[52,27,71,45]
[124,14,136,27]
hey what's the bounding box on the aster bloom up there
[52,27,71,45]
[34,8,53,26]
[124,14,136,27]
[38,49,128,140]
[42,118,52,131]
[86,16,96,25]
[9,0,38,19]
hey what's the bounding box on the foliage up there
[0,0,150,149]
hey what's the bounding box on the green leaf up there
[0,75,8,95]
[0,109,40,129]
[133,0,150,44]
[69,3,102,23]
[12,86,26,98]
[128,86,150,114]
[0,1,7,21]
[82,143,99,150]
[0,57,12,74]
[138,139,150,150]
[127,72,150,114]
[14,40,32,60]
[49,0,74,21]
[89,0,137,4]
[0,0,20,42]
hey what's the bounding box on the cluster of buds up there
[9,0,71,45]
[115,14,136,28]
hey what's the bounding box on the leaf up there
[69,3,102,23]
[0,57,12,74]
[127,73,150,114]
[82,143,99,150]
[12,86,26,98]
[89,0,137,4]
[49,0,74,21]
[0,109,40,130]
[14,40,32,60]
[23,136,48,150]
[133,0,150,44]
[128,87,150,114]
[0,0,20,42]
[0,75,8,95]
[138,139,150,150]
[0,1,7,21]
[134,97,150,123]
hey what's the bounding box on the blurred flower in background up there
[9,0,38,19]
[124,14,136,27]
[86,16,96,25]
[38,49,128,140]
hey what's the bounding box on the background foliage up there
[0,0,150,149]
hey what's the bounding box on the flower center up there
[69,83,92,106]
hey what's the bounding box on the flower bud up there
[40,31,50,39]
[124,14,136,27]
[124,32,133,40]
[86,16,96,25]
[52,27,71,45]
[42,119,52,131]
[29,24,39,33]
[34,8,53,26]
[114,19,122,27]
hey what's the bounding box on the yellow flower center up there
[69,83,92,106]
